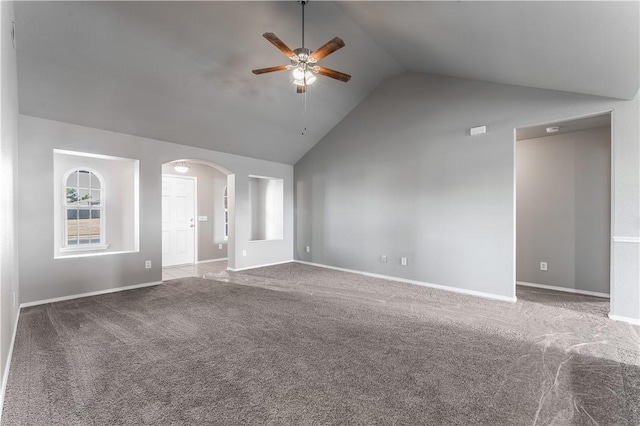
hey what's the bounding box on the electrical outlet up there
[380,255,387,263]
[540,262,547,271]
[305,246,310,253]
[219,244,223,249]
[145,260,152,269]
[400,257,408,266]
[242,250,247,257]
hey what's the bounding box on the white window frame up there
[60,168,109,252]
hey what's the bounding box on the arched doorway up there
[161,159,235,280]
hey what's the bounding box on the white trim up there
[59,244,109,253]
[61,167,107,250]
[53,149,134,162]
[54,249,138,259]
[248,174,282,180]
[512,127,518,302]
[516,281,610,299]
[223,185,229,241]
[227,259,294,272]
[194,176,198,264]
[613,236,640,244]
[295,261,517,303]
[609,111,616,318]
[0,310,20,424]
[20,281,163,308]
[196,258,227,264]
[608,313,640,326]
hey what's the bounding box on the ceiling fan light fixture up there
[293,68,317,86]
[173,161,189,173]
[304,71,316,85]
[292,66,306,80]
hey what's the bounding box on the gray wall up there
[294,73,639,319]
[161,163,228,261]
[18,115,294,303]
[249,177,284,241]
[1,0,19,408]
[516,128,611,294]
[249,177,262,241]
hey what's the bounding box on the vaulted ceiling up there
[14,1,639,164]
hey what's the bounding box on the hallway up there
[162,260,228,281]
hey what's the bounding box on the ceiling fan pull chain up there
[300,84,308,136]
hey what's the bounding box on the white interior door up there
[162,175,196,266]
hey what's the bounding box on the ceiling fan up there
[252,0,351,94]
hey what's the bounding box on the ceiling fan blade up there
[310,37,345,61]
[314,66,351,82]
[252,65,288,75]
[296,85,307,94]
[263,33,296,59]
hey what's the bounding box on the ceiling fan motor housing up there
[292,48,315,64]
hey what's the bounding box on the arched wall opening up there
[161,158,235,271]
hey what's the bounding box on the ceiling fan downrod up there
[301,0,306,49]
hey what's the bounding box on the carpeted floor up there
[2,263,639,425]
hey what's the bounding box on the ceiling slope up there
[338,1,639,100]
[14,1,403,164]
[15,2,639,164]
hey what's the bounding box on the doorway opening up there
[514,113,612,310]
[161,159,234,280]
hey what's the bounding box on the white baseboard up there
[196,258,227,264]
[608,313,640,326]
[295,260,517,303]
[0,309,20,424]
[228,260,295,272]
[20,281,163,308]
[516,281,610,299]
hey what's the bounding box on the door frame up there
[513,110,613,306]
[162,173,198,266]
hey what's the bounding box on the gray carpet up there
[2,265,640,425]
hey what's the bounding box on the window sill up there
[54,249,139,260]
[59,244,109,253]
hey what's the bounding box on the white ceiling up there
[516,113,611,141]
[15,1,639,165]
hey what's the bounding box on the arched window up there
[64,169,106,248]
[223,186,229,240]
